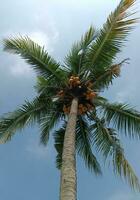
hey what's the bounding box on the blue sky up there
[0,0,140,199]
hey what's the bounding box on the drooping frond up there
[53,123,66,169]
[97,101,140,139]
[113,148,140,190]
[87,0,137,72]
[89,115,140,190]
[65,26,97,75]
[40,110,63,146]
[3,36,65,81]
[89,117,121,158]
[76,116,102,175]
[0,96,51,143]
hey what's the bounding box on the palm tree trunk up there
[60,98,78,200]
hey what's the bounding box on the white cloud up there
[28,30,58,53]
[0,1,60,77]
[29,31,52,50]
[9,60,33,77]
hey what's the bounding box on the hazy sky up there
[0,0,140,200]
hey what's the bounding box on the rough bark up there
[60,98,78,200]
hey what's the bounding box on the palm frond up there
[0,96,50,143]
[65,26,97,75]
[3,36,65,81]
[40,110,63,145]
[35,76,62,95]
[65,42,82,75]
[53,123,66,169]
[89,117,121,158]
[91,59,129,90]
[80,26,98,51]
[89,115,140,190]
[113,149,140,190]
[87,0,137,71]
[76,116,102,175]
[97,101,140,139]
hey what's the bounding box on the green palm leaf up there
[3,36,65,81]
[0,96,51,143]
[89,115,140,190]
[65,26,97,75]
[35,76,63,95]
[76,116,102,175]
[65,42,82,75]
[80,26,97,50]
[97,101,140,139]
[113,149,140,190]
[53,124,66,169]
[87,0,137,71]
[89,118,118,157]
[40,111,63,145]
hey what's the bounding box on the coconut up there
[89,92,96,98]
[69,78,73,81]
[76,80,81,85]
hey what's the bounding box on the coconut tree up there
[0,0,140,199]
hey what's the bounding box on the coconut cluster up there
[57,76,96,115]
[68,76,81,87]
